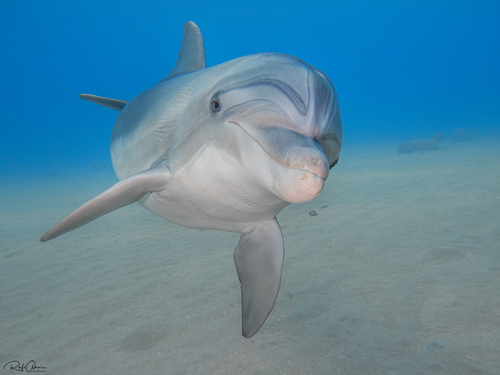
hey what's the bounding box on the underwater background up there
[1,1,499,374]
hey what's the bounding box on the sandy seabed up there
[1,139,499,375]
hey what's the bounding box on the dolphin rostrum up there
[41,21,342,338]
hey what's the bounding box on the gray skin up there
[41,22,342,338]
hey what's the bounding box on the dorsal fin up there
[78,94,128,111]
[162,21,206,81]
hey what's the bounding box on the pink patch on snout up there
[274,168,325,204]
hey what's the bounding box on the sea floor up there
[1,139,499,374]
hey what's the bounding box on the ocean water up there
[1,1,499,374]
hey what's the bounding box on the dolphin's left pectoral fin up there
[40,162,170,242]
[233,218,284,338]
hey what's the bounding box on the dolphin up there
[41,21,342,338]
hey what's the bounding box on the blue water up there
[1,0,498,178]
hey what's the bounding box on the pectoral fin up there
[233,218,284,338]
[40,162,170,242]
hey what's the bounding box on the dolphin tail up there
[78,94,128,111]
[40,162,170,242]
[233,218,284,338]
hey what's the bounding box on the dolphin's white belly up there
[140,139,289,233]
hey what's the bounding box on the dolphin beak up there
[232,123,330,179]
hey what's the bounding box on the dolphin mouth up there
[230,121,329,180]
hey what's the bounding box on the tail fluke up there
[79,94,128,111]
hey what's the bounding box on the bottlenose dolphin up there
[41,21,342,338]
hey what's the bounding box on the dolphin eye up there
[210,96,221,113]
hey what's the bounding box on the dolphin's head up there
[208,53,342,204]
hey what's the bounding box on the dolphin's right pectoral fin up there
[40,162,170,242]
[233,218,284,338]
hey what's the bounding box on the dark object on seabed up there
[452,128,476,142]
[397,139,439,155]
[433,133,445,142]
